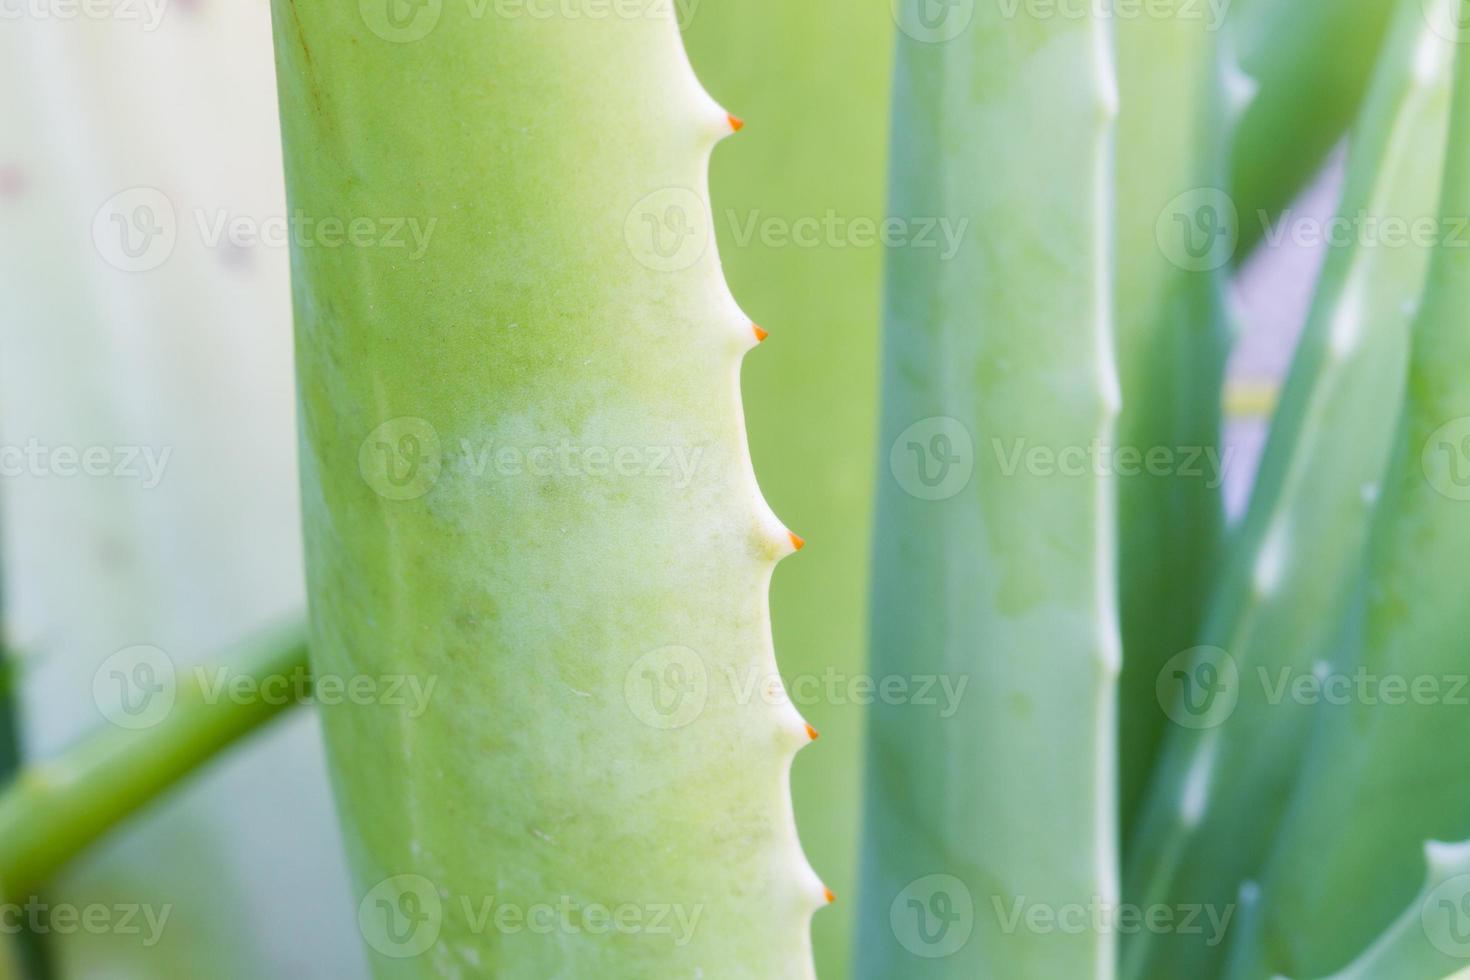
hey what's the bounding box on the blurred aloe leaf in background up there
[0,5,360,977]
[1113,0,1230,839]
[1126,1,1460,976]
[1227,6,1470,972]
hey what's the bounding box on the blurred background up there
[0,1,1338,976]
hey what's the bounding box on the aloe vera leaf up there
[856,7,1119,977]
[679,5,893,977]
[1268,842,1470,980]
[1222,11,1470,975]
[1122,4,1459,977]
[1229,0,1398,256]
[270,5,825,976]
[1113,1,1230,840]
[0,621,307,896]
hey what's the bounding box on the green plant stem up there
[1230,0,1398,256]
[0,621,307,897]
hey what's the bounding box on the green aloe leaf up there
[1230,0,1399,255]
[1124,3,1460,978]
[271,4,824,976]
[0,621,308,896]
[857,5,1119,977]
[679,3,893,977]
[1224,5,1470,974]
[1278,842,1470,980]
[1114,0,1230,840]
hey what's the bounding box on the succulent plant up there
[271,2,823,976]
[9,2,1470,980]
[1222,10,1470,973]
[1125,2,1460,976]
[857,5,1120,976]
[1113,0,1230,838]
